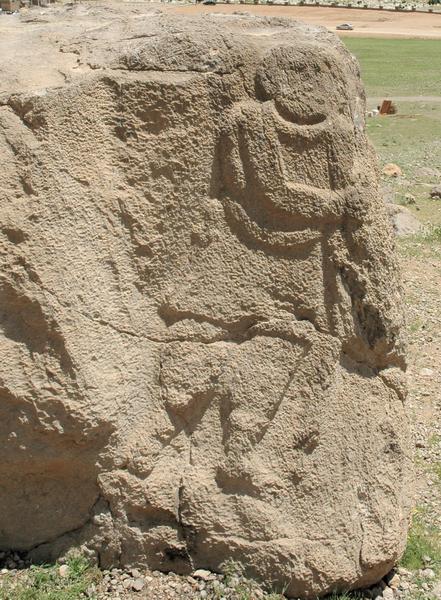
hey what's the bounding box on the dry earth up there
[167,4,441,39]
[405,252,441,533]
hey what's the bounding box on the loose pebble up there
[58,564,69,578]
[131,577,146,592]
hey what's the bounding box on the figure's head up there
[252,44,364,194]
[254,43,363,128]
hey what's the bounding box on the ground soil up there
[167,3,441,38]
[404,250,441,515]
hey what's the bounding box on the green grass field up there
[343,38,441,97]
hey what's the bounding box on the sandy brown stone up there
[0,5,413,598]
[382,163,403,178]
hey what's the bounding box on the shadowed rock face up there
[0,8,412,598]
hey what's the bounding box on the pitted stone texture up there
[0,7,412,598]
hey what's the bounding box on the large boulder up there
[0,7,413,598]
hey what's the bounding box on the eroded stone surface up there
[0,6,413,598]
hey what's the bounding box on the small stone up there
[388,574,400,589]
[420,368,434,377]
[422,555,432,564]
[430,185,441,199]
[200,591,207,599]
[421,568,435,579]
[229,575,240,587]
[193,569,214,581]
[132,577,146,592]
[123,578,133,589]
[86,584,96,598]
[1,569,8,575]
[131,568,141,578]
[58,564,70,578]
[383,163,402,178]
[382,587,394,600]
[399,581,410,590]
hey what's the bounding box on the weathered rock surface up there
[0,5,413,598]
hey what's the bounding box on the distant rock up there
[386,204,421,236]
[430,185,441,199]
[415,166,441,180]
[383,163,403,177]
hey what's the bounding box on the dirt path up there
[369,96,441,102]
[167,4,441,38]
